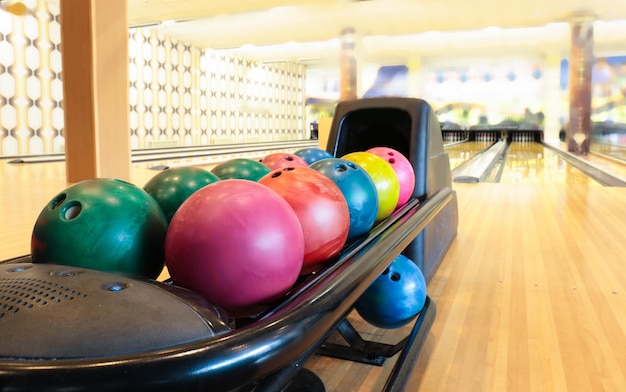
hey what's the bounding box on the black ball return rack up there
[0,98,458,392]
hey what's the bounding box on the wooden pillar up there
[567,17,594,155]
[339,27,357,101]
[60,0,131,182]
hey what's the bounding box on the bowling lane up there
[544,140,626,181]
[591,142,626,162]
[445,140,494,170]
[582,152,626,181]
[499,142,602,185]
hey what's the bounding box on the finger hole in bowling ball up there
[390,272,401,282]
[346,162,359,170]
[284,167,295,171]
[382,267,390,275]
[62,201,81,221]
[271,171,282,178]
[285,156,294,161]
[388,158,396,164]
[50,194,66,210]
[334,163,348,173]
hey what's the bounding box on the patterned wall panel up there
[128,28,203,149]
[0,12,307,157]
[0,0,62,156]
[126,27,307,149]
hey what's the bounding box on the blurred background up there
[1,0,625,156]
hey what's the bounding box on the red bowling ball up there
[165,179,305,318]
[260,152,309,170]
[367,147,415,209]
[259,166,350,275]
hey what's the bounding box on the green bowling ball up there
[211,158,271,181]
[31,178,168,279]
[143,166,220,222]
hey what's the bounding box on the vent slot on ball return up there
[0,274,87,319]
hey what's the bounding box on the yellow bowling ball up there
[342,151,400,222]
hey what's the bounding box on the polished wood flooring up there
[2,143,626,391]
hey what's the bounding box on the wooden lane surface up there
[445,141,493,170]
[581,153,626,182]
[545,140,626,183]
[306,183,626,391]
[0,161,67,262]
[500,142,602,185]
[416,183,626,391]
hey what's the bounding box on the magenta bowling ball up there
[260,152,309,170]
[309,158,378,241]
[165,179,305,318]
[367,147,415,209]
[355,254,427,329]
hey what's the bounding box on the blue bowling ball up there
[309,158,378,240]
[355,254,427,329]
[294,147,333,165]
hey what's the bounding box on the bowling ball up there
[165,179,304,318]
[355,254,427,329]
[341,151,400,222]
[294,147,333,165]
[143,166,220,222]
[31,178,168,279]
[260,152,309,170]
[367,147,415,209]
[259,166,350,274]
[309,158,378,241]
[210,158,271,181]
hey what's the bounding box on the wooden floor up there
[2,145,626,391]
[305,183,626,392]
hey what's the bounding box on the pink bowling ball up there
[165,179,305,318]
[367,147,415,209]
